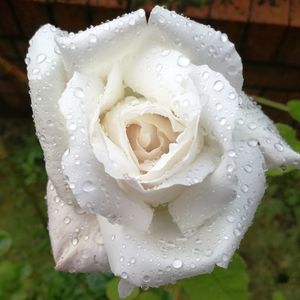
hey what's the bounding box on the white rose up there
[26,6,300,296]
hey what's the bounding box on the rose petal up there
[97,142,265,287]
[123,43,202,120]
[47,181,109,272]
[191,64,239,151]
[56,9,148,77]
[99,63,124,113]
[59,72,153,231]
[27,24,76,206]
[149,6,243,91]
[117,146,218,207]
[236,93,300,169]
[168,147,237,233]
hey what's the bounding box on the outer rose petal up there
[149,6,243,91]
[27,24,76,206]
[59,72,153,231]
[56,9,148,77]
[236,93,300,169]
[47,181,109,272]
[97,142,265,288]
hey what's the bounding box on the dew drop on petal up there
[72,237,79,246]
[88,34,97,44]
[244,165,253,173]
[226,215,235,223]
[233,228,241,237]
[201,71,209,80]
[37,54,46,64]
[74,87,85,98]
[82,180,95,192]
[213,80,224,92]
[274,143,284,152]
[172,259,183,269]
[64,216,71,224]
[242,184,249,193]
[177,55,190,67]
[219,117,226,126]
[143,275,151,282]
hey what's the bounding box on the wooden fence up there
[0,0,300,117]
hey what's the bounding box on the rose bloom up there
[27,6,299,296]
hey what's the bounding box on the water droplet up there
[219,117,226,125]
[111,235,116,241]
[88,34,97,43]
[213,80,224,92]
[201,71,209,80]
[204,249,213,256]
[244,165,252,173]
[220,33,228,42]
[226,164,235,172]
[143,275,151,282]
[247,139,258,147]
[177,55,190,67]
[32,68,40,75]
[69,123,77,131]
[82,180,95,192]
[161,49,170,56]
[37,54,46,64]
[129,17,136,26]
[130,257,136,264]
[72,237,79,245]
[274,143,283,152]
[233,228,241,237]
[216,103,223,110]
[158,15,165,24]
[121,272,128,279]
[248,122,257,130]
[242,184,249,193]
[222,254,229,262]
[226,215,235,223]
[172,259,183,269]
[155,64,163,72]
[74,87,85,98]
[182,99,190,107]
[228,150,236,157]
[228,92,236,100]
[64,216,71,224]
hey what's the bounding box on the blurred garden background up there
[0,0,300,299]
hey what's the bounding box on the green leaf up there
[106,277,139,300]
[0,230,12,256]
[86,273,111,294]
[272,291,287,300]
[287,100,300,121]
[267,123,300,177]
[276,123,300,152]
[178,254,249,300]
[138,291,161,300]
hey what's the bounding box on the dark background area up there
[0,1,300,300]
[1,0,300,120]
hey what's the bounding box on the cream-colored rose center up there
[126,114,179,172]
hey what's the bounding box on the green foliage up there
[106,278,139,300]
[287,100,300,122]
[267,123,300,176]
[0,230,12,256]
[178,255,248,300]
